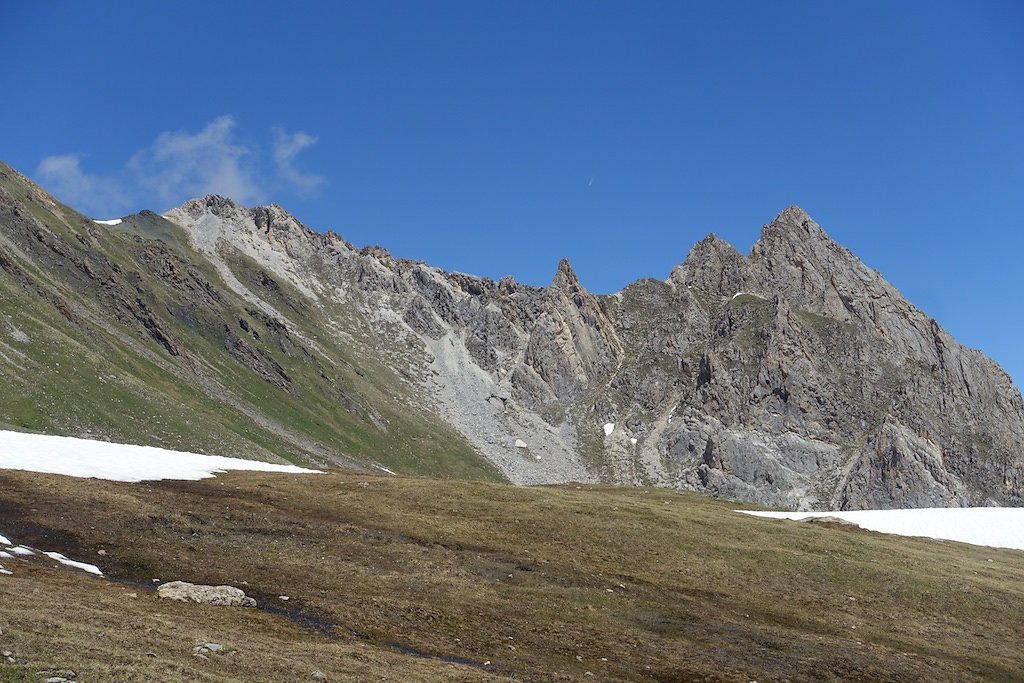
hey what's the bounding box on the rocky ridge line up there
[162,199,1024,509]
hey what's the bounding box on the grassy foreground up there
[0,468,1022,682]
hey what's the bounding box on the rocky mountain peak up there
[177,194,245,221]
[747,205,885,323]
[769,204,815,230]
[669,232,750,295]
[752,205,835,255]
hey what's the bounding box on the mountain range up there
[2,160,1021,510]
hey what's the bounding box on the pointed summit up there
[755,205,831,249]
[773,205,813,227]
[749,206,887,325]
[550,257,583,291]
[752,205,859,258]
[670,232,750,296]
[750,205,853,271]
[689,232,741,259]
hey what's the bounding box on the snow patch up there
[374,464,397,475]
[92,218,123,226]
[603,423,615,436]
[630,437,638,445]
[1,530,104,575]
[0,533,10,545]
[0,429,320,482]
[43,551,103,576]
[0,566,11,576]
[739,508,1024,552]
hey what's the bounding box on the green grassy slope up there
[0,161,500,480]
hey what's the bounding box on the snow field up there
[0,429,320,483]
[739,508,1024,552]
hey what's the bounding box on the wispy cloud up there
[273,129,324,195]
[129,115,261,207]
[34,116,324,217]
[36,155,130,217]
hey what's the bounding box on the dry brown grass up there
[1,468,1023,682]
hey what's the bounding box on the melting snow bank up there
[739,508,1024,552]
[0,429,320,482]
[1,532,102,576]
[92,218,123,225]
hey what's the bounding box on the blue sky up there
[2,2,1022,384]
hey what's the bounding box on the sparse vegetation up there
[794,309,858,338]
[726,293,766,306]
[1,469,1022,682]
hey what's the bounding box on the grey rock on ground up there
[156,581,256,607]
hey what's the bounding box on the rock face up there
[2,157,1023,510]
[156,581,256,607]
[161,199,1024,510]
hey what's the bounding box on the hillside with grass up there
[1,467,1022,682]
[0,162,498,481]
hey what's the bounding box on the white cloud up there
[128,115,262,206]
[35,154,130,217]
[33,117,325,216]
[273,128,325,195]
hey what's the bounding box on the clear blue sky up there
[2,2,1022,385]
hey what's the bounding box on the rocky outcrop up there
[837,419,971,509]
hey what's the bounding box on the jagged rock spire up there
[550,257,583,291]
